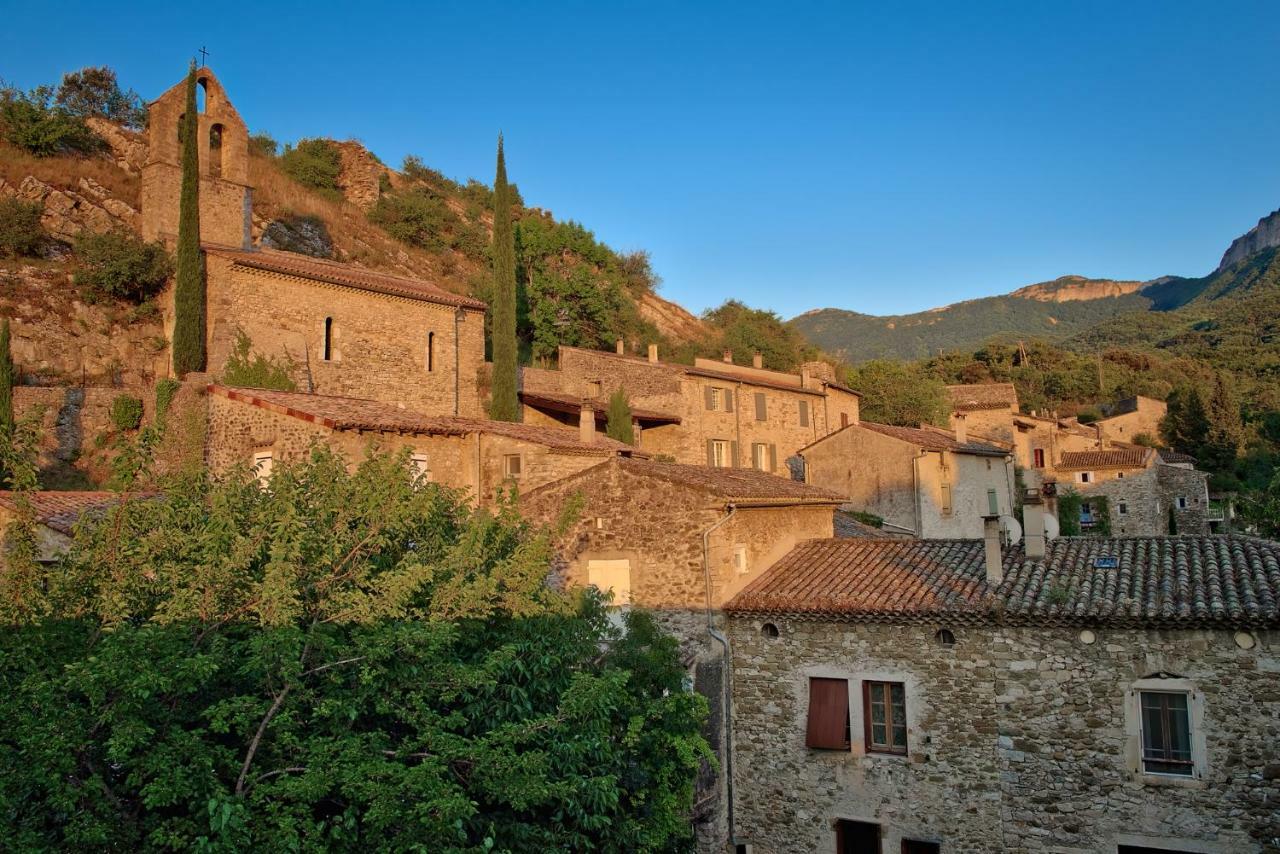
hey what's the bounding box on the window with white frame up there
[252,450,273,487]
[1177,496,1188,510]
[709,439,731,468]
[411,452,431,482]
[752,442,768,471]
[503,454,522,479]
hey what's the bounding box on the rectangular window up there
[805,677,850,750]
[411,452,431,481]
[705,386,733,412]
[836,820,881,854]
[940,483,952,516]
[841,412,849,428]
[708,439,731,468]
[1079,471,1092,484]
[733,544,748,574]
[863,680,907,755]
[252,450,273,487]
[752,442,768,471]
[798,399,810,427]
[902,842,941,854]
[1177,496,1188,510]
[503,454,522,479]
[322,317,334,361]
[426,331,434,372]
[754,392,767,421]
[1118,502,1127,515]
[1140,691,1193,775]
[1033,448,1045,468]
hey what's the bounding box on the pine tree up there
[0,318,13,434]
[605,387,635,445]
[488,134,519,421]
[171,62,206,377]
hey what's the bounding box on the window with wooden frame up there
[752,442,768,471]
[707,438,734,468]
[940,483,953,516]
[798,399,810,427]
[754,392,767,421]
[1139,691,1193,776]
[502,454,522,479]
[863,680,907,754]
[704,386,733,412]
[805,677,850,750]
[1033,447,1045,468]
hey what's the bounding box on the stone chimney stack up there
[722,349,733,364]
[579,400,596,445]
[752,352,763,369]
[1095,423,1104,448]
[800,365,811,388]
[982,515,1003,584]
[647,344,658,363]
[1023,493,1046,559]
[954,414,968,445]
[615,339,625,355]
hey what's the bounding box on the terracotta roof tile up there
[519,390,681,424]
[612,457,847,504]
[0,491,139,535]
[1158,448,1197,465]
[205,246,486,310]
[946,383,1019,412]
[210,386,635,455]
[726,535,1280,628]
[854,421,1010,457]
[1058,448,1152,471]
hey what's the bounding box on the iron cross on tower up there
[198,46,210,66]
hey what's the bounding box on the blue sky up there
[3,1,1278,318]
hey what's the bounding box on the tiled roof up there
[1159,448,1197,465]
[946,383,1019,412]
[0,491,136,535]
[853,421,1010,457]
[210,386,636,455]
[205,246,487,310]
[834,511,913,539]
[1058,448,1152,471]
[518,390,681,425]
[612,457,846,505]
[725,535,1280,628]
[684,365,826,397]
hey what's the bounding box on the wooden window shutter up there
[724,389,734,413]
[806,677,850,749]
[730,441,739,468]
[704,386,716,411]
[755,392,766,421]
[769,443,778,472]
[706,439,716,466]
[799,400,809,427]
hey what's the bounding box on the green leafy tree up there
[605,387,634,445]
[702,300,817,370]
[0,318,13,436]
[53,66,146,129]
[1201,373,1245,476]
[848,360,949,426]
[0,82,105,157]
[1161,385,1210,456]
[279,138,343,195]
[218,328,298,391]
[489,135,520,421]
[0,447,709,850]
[171,63,206,377]
[72,231,172,303]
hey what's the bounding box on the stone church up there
[143,68,487,417]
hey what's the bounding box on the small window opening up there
[196,77,208,113]
[322,317,333,361]
[208,124,224,178]
[426,331,434,372]
[761,622,779,638]
[935,628,955,647]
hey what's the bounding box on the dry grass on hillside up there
[0,144,140,206]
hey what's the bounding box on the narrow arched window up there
[322,317,333,361]
[196,77,209,113]
[427,331,434,372]
[208,124,224,178]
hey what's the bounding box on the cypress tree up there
[0,318,13,434]
[605,387,634,445]
[488,134,519,421]
[171,62,206,377]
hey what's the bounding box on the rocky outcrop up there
[84,118,148,174]
[334,140,390,211]
[1010,275,1146,303]
[1218,208,1280,271]
[0,175,139,244]
[639,291,707,342]
[260,215,334,258]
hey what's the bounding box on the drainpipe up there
[702,505,738,848]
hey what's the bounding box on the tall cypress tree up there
[605,387,635,445]
[488,134,519,421]
[0,318,13,433]
[171,62,206,377]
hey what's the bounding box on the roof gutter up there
[701,504,738,849]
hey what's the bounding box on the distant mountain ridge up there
[1217,208,1280,271]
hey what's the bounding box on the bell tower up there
[141,67,251,248]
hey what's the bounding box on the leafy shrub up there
[54,66,146,129]
[248,132,278,157]
[279,138,342,195]
[0,198,44,258]
[369,187,486,256]
[0,83,105,157]
[1133,432,1158,448]
[109,394,143,431]
[72,231,172,303]
[154,377,181,423]
[219,328,297,391]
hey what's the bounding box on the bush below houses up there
[0,198,45,258]
[72,231,172,303]
[109,394,143,432]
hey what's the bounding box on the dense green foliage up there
[0,82,106,157]
[0,198,45,258]
[248,132,278,157]
[109,394,144,432]
[154,377,181,427]
[698,300,818,371]
[489,136,520,421]
[279,138,343,196]
[605,388,635,445]
[0,319,13,438]
[846,360,949,426]
[72,230,173,303]
[171,65,206,377]
[368,186,486,255]
[0,447,708,850]
[219,329,297,391]
[53,66,146,129]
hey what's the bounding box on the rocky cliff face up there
[334,140,392,211]
[1218,208,1280,271]
[1010,275,1147,303]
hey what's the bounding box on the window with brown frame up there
[805,677,850,750]
[1139,691,1193,775]
[863,680,907,754]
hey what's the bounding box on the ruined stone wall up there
[199,257,486,417]
[727,618,1278,853]
[802,426,920,534]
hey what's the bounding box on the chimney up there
[722,349,733,364]
[752,352,763,369]
[982,515,1003,584]
[1023,494,1046,559]
[1095,423,1104,448]
[647,343,658,363]
[954,414,968,445]
[615,338,625,355]
[800,365,811,387]
[579,400,596,445]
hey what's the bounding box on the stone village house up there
[722,505,1280,853]
[1056,448,1211,537]
[1095,396,1169,445]
[799,421,1015,539]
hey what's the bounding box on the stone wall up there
[1097,397,1167,443]
[801,426,921,534]
[727,618,1278,853]
[17,385,154,483]
[1074,464,1210,536]
[195,256,486,417]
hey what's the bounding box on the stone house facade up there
[1056,448,1211,536]
[946,382,1020,445]
[724,534,1280,853]
[799,421,1015,538]
[1096,395,1168,444]
[205,385,635,506]
[522,346,859,472]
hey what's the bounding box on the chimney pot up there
[579,400,596,445]
[982,515,1003,584]
[1023,497,1046,559]
[615,338,625,355]
[723,349,733,364]
[752,352,763,369]
[647,344,658,363]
